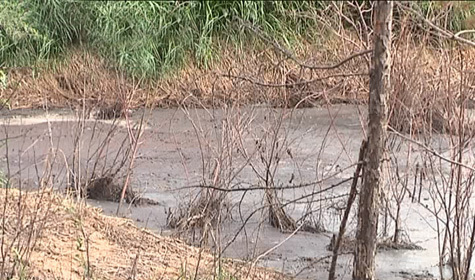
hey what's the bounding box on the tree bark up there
[353,2,393,280]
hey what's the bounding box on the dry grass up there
[389,31,475,134]
[1,36,368,110]
[3,51,131,110]
[1,188,285,280]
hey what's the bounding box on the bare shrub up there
[388,9,475,135]
[389,23,446,134]
[167,188,231,245]
[250,108,297,232]
[0,74,148,278]
[424,49,475,280]
[61,74,150,213]
[388,44,475,280]
[167,102,252,246]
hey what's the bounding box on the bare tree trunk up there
[353,2,393,280]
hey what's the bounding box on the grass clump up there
[0,0,84,67]
[0,171,7,188]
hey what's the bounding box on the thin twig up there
[388,126,475,172]
[178,162,359,193]
[328,139,367,280]
[222,72,369,88]
[247,223,304,278]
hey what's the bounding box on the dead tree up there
[353,2,393,280]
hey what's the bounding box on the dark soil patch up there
[377,239,424,251]
[71,176,159,206]
[93,102,131,120]
[397,270,435,279]
[326,234,424,254]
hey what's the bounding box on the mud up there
[69,175,160,206]
[0,105,467,279]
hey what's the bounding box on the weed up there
[0,70,7,89]
[12,247,29,280]
[0,171,8,188]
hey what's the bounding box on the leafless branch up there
[388,126,475,172]
[223,72,368,88]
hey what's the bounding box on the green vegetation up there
[0,1,474,79]
[0,170,8,188]
[0,1,322,79]
[417,1,475,32]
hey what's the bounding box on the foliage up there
[0,0,322,79]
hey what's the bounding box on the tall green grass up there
[0,1,323,79]
[1,1,473,80]
[0,0,83,67]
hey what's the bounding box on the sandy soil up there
[0,188,285,279]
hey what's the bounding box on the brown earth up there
[0,188,287,280]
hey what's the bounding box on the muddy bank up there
[0,105,462,279]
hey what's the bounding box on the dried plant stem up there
[328,139,366,280]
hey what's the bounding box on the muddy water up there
[0,105,462,279]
